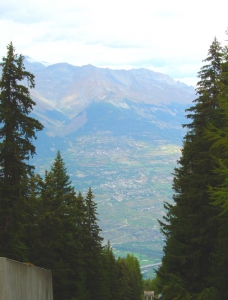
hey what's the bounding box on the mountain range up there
[1,57,196,277]
[23,57,195,138]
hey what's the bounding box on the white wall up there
[0,257,53,300]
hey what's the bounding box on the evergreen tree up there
[116,257,132,300]
[209,212,228,299]
[84,187,103,246]
[203,45,228,298]
[158,38,224,295]
[125,254,143,300]
[24,173,43,260]
[83,187,108,300]
[205,46,228,212]
[0,42,43,260]
[102,246,143,300]
[28,151,86,300]
[102,241,120,300]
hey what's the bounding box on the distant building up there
[144,290,154,300]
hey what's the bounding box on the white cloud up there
[0,0,228,85]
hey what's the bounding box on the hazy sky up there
[0,0,227,86]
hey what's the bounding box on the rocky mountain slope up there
[22,58,195,140]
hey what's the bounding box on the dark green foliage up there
[116,257,132,300]
[158,35,228,299]
[143,276,161,295]
[158,38,225,295]
[84,187,103,246]
[205,50,228,212]
[203,46,228,299]
[0,42,43,261]
[209,214,228,299]
[196,287,219,300]
[82,188,109,300]
[125,254,143,300]
[162,274,191,300]
[27,151,87,300]
[102,241,120,300]
[101,244,144,300]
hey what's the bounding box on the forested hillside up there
[157,36,228,299]
[0,43,143,300]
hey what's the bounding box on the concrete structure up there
[0,257,53,300]
[144,290,155,300]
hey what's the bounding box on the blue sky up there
[0,0,228,86]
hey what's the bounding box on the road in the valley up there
[140,263,161,269]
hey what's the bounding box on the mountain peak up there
[24,56,52,67]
